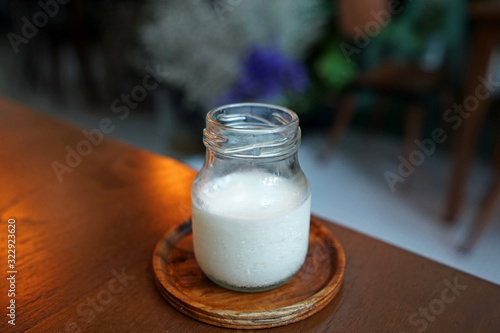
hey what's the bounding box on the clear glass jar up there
[191,103,311,292]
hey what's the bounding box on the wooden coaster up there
[152,217,345,330]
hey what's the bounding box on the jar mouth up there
[206,103,299,132]
[204,103,301,158]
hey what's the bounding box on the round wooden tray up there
[152,218,345,330]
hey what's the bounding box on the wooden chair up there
[460,120,500,251]
[460,171,500,252]
[321,0,458,163]
[445,2,500,222]
[457,3,500,249]
[322,62,446,162]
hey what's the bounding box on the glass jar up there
[191,103,311,292]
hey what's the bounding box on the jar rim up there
[204,103,301,158]
[206,103,299,133]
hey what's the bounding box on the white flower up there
[140,0,327,110]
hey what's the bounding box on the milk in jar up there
[193,171,311,290]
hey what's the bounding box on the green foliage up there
[315,41,358,91]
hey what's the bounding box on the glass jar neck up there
[203,103,301,159]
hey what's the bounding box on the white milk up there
[192,172,311,289]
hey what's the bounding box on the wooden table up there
[1,97,499,332]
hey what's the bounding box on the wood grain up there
[1,97,499,332]
[153,218,345,329]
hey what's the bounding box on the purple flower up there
[219,45,309,104]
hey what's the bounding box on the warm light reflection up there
[0,107,197,322]
[139,153,197,234]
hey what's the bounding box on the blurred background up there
[1,0,499,284]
